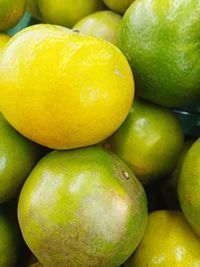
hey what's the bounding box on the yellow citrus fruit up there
[125,210,200,267]
[0,24,134,149]
[0,34,10,55]
[73,10,122,45]
[0,0,26,31]
[38,0,105,28]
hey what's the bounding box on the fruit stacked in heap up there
[0,0,199,266]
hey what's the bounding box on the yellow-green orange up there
[0,24,134,149]
[109,99,184,184]
[178,138,200,236]
[119,0,200,107]
[38,0,104,28]
[18,146,147,267]
[0,113,44,203]
[125,210,200,267]
[0,208,21,267]
[103,0,134,13]
[73,10,122,45]
[0,0,26,31]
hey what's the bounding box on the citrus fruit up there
[73,10,122,45]
[119,0,200,107]
[0,0,26,31]
[178,138,200,236]
[162,140,194,210]
[18,146,147,267]
[109,98,184,184]
[103,0,134,14]
[0,113,44,203]
[0,24,134,149]
[0,208,21,267]
[38,0,104,28]
[27,0,42,20]
[124,210,200,267]
[0,33,10,54]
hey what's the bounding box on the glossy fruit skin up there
[103,0,134,13]
[125,210,200,267]
[73,10,122,45]
[109,98,184,184]
[0,0,26,31]
[38,0,104,28]
[0,208,21,267]
[0,114,44,203]
[119,0,200,107]
[178,138,200,236]
[0,24,134,149]
[18,146,147,267]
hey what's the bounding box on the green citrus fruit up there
[0,24,134,150]
[109,98,184,184]
[0,0,26,31]
[124,210,200,267]
[0,208,21,267]
[178,138,200,236]
[0,113,44,203]
[103,0,134,13]
[73,10,122,45]
[18,146,147,267]
[119,0,200,107]
[162,140,194,210]
[38,0,104,28]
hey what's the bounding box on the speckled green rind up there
[0,113,44,203]
[0,208,21,267]
[109,98,184,184]
[119,0,200,107]
[18,146,147,267]
[178,138,200,236]
[0,0,26,31]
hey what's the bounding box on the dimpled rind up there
[119,0,200,107]
[0,24,134,149]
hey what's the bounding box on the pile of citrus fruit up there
[0,0,200,266]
